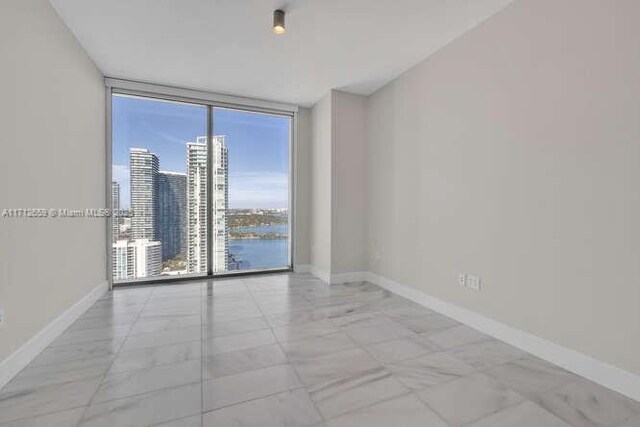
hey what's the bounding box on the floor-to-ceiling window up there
[111,94,208,283]
[213,108,291,273]
[109,89,293,284]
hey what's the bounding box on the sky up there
[112,94,290,209]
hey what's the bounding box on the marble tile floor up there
[1,273,638,427]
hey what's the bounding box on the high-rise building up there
[186,138,207,273]
[112,239,134,280]
[212,136,229,271]
[187,136,228,273]
[132,238,162,277]
[158,171,187,260]
[111,181,120,243]
[112,238,162,279]
[130,148,159,240]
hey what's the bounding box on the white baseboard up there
[364,272,640,403]
[293,264,311,274]
[0,280,109,390]
[307,268,368,285]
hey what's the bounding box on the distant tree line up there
[228,212,287,228]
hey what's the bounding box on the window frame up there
[105,78,298,288]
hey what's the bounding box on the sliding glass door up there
[110,93,292,284]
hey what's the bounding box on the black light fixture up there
[273,9,285,34]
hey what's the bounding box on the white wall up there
[310,93,333,278]
[309,90,367,278]
[294,107,312,267]
[332,91,367,274]
[367,0,640,375]
[0,0,105,362]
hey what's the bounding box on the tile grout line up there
[0,405,89,426]
[201,386,309,416]
[7,275,618,427]
[453,399,527,427]
[286,278,342,424]
[89,283,206,425]
[252,277,431,423]
[304,281,436,424]
[244,277,328,424]
[300,279,538,425]
[201,279,207,426]
[196,276,619,426]
[0,293,152,425]
[70,380,207,415]
[340,282,486,425]
[340,281,587,425]
[76,287,154,426]
[170,278,570,425]
[294,278,449,423]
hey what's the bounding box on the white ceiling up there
[49,0,514,107]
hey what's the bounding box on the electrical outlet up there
[458,273,466,287]
[458,273,482,291]
[467,275,481,291]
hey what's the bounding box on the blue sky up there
[112,95,290,209]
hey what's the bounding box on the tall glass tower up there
[158,171,187,261]
[130,148,159,240]
[212,136,229,272]
[187,136,228,273]
[111,181,120,243]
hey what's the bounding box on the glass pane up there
[111,94,207,282]
[212,108,291,273]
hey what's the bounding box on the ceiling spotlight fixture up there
[273,9,285,34]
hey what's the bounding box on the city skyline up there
[113,136,231,279]
[111,95,291,280]
[112,94,290,210]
